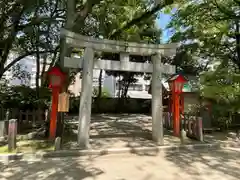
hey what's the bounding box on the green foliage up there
[92,87,111,98]
[166,0,240,68]
[10,63,31,83]
[164,0,240,123]
[0,0,63,78]
[0,0,169,104]
[0,85,51,109]
[93,0,161,97]
[78,0,163,99]
[201,67,240,111]
[69,96,151,114]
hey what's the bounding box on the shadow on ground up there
[1,148,240,180]
[164,148,240,179]
[63,114,200,151]
[0,157,104,180]
[3,114,237,154]
[204,131,238,143]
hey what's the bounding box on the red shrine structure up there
[47,66,66,139]
[166,74,188,137]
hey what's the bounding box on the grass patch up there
[0,145,9,153]
[0,145,17,154]
[0,140,54,154]
[17,140,54,152]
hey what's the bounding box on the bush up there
[68,96,151,114]
[0,85,51,110]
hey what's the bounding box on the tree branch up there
[222,42,236,56]
[233,0,240,7]
[73,0,102,31]
[1,5,25,71]
[235,20,240,69]
[0,1,22,34]
[212,0,240,20]
[17,16,61,31]
[3,47,59,73]
[109,0,174,39]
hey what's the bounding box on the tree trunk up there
[0,63,4,79]
[0,5,24,79]
[118,75,121,99]
[40,54,47,87]
[123,79,131,98]
[59,0,76,92]
[35,51,40,99]
[95,69,103,111]
[234,21,240,136]
[97,70,103,98]
[235,20,240,69]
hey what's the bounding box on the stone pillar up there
[120,52,130,70]
[151,53,164,145]
[8,119,17,152]
[78,47,94,148]
[54,137,61,151]
[0,121,5,137]
[197,117,203,142]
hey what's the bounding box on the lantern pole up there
[180,94,184,115]
[173,92,180,136]
[49,87,60,139]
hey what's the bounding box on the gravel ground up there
[1,148,240,180]
[63,114,239,150]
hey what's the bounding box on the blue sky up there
[157,12,173,43]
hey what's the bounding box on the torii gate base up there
[62,30,177,148]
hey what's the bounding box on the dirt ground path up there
[1,148,240,180]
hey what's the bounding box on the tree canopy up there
[165,0,240,114]
[0,0,63,78]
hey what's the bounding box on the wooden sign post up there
[56,92,70,140]
[58,92,70,112]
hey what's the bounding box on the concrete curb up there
[39,143,221,158]
[1,142,237,162]
[218,141,240,148]
[0,153,23,163]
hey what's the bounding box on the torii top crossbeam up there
[61,29,178,56]
[61,29,178,74]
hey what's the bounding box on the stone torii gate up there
[61,29,177,148]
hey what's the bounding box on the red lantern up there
[167,74,188,137]
[48,66,65,89]
[167,74,187,94]
[47,66,66,139]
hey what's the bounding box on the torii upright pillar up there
[151,54,163,145]
[77,48,94,148]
